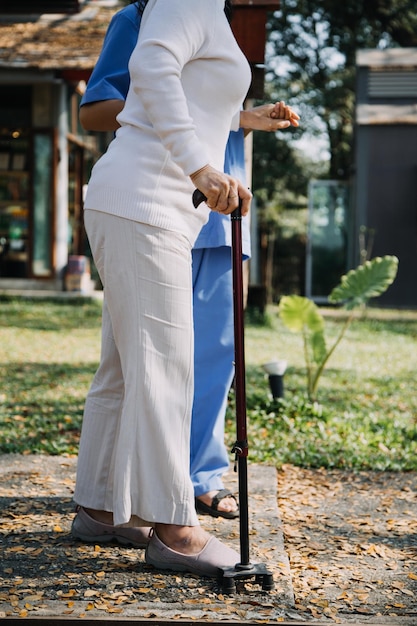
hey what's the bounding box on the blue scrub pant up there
[191,246,234,497]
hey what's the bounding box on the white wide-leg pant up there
[74,210,199,527]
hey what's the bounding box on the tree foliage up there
[252,131,308,208]
[266,0,417,180]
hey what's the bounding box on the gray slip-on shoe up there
[71,506,151,548]
[145,530,240,577]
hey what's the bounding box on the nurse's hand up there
[240,100,300,132]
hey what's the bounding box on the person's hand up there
[190,164,251,216]
[270,100,300,127]
[239,100,300,132]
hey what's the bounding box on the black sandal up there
[195,489,239,519]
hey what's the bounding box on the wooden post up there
[231,0,280,98]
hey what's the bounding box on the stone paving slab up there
[0,455,295,621]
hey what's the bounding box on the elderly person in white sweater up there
[74,0,252,576]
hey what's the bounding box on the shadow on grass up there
[0,362,97,455]
[2,361,97,386]
[0,297,103,331]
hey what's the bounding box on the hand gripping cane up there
[193,189,274,594]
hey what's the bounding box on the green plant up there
[279,255,399,400]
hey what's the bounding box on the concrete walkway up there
[0,455,298,622]
[1,455,416,624]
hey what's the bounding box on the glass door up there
[305,180,351,302]
[0,130,30,278]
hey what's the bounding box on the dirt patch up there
[278,464,417,623]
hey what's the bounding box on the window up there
[368,70,417,99]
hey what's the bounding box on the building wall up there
[354,49,417,308]
[355,124,417,307]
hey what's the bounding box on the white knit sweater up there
[84,0,251,246]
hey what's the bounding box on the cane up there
[193,189,274,594]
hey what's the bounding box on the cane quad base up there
[220,561,274,594]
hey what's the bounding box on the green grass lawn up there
[0,296,416,470]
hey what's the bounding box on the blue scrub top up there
[81,2,250,257]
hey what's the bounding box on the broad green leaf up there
[279,295,324,333]
[329,255,399,309]
[311,329,327,364]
